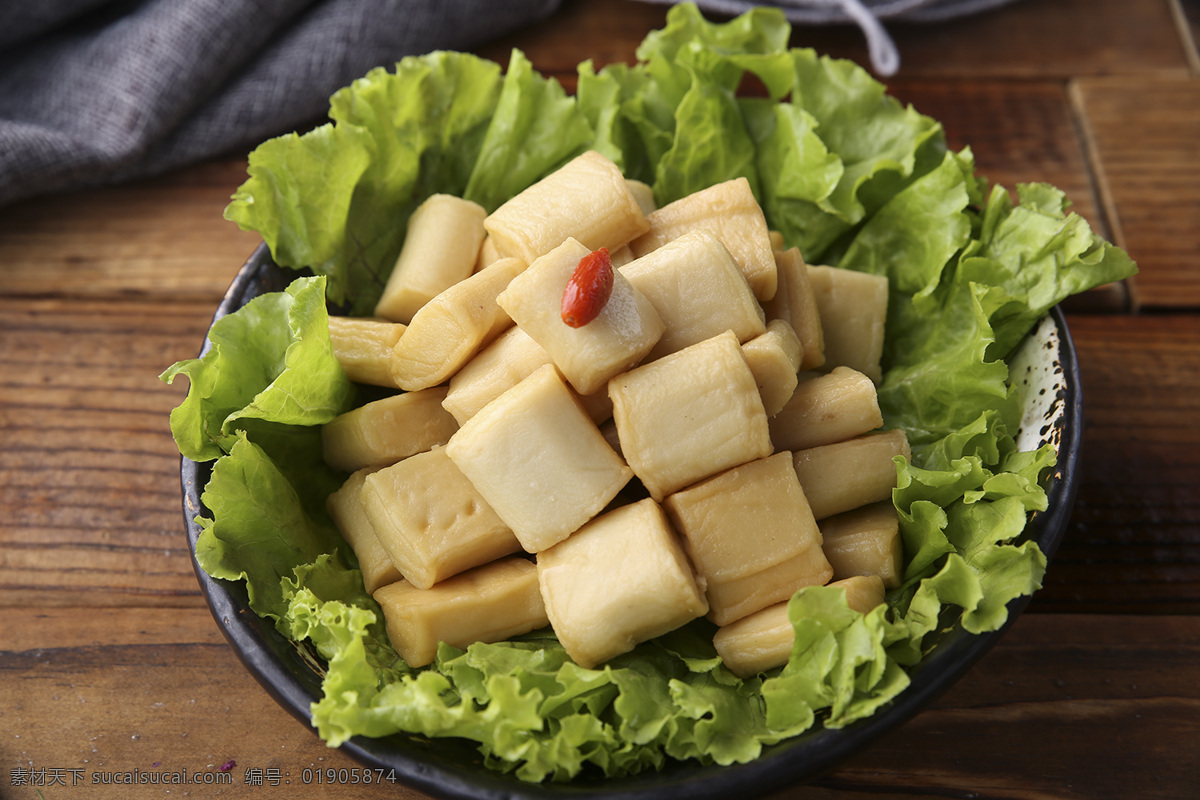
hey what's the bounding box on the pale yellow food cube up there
[390,256,524,391]
[620,229,765,361]
[763,247,825,371]
[769,366,883,452]
[441,325,553,425]
[609,244,635,267]
[697,545,832,626]
[625,179,657,215]
[484,150,650,264]
[359,446,520,590]
[712,576,886,679]
[536,498,708,668]
[807,265,889,384]
[741,319,803,416]
[326,316,406,389]
[796,429,907,522]
[663,451,832,626]
[629,177,777,301]
[792,429,910,520]
[574,384,614,426]
[442,325,612,427]
[325,467,401,594]
[496,237,664,395]
[375,194,486,323]
[321,387,459,473]
[445,364,633,553]
[609,330,772,501]
[476,234,502,271]
[820,503,903,589]
[712,601,793,679]
[373,557,548,668]
[831,574,887,613]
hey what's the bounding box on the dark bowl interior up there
[181,241,1082,800]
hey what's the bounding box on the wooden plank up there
[867,79,1132,311]
[0,158,258,302]
[1033,313,1200,613]
[873,0,1193,79]
[479,0,1193,80]
[1072,76,1200,309]
[0,299,217,607]
[475,0,667,76]
[4,609,1197,798]
[1,608,429,799]
[1176,0,1200,71]
[812,615,1200,799]
[889,79,1103,235]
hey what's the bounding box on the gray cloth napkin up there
[0,0,561,207]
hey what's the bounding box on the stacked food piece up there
[321,150,908,676]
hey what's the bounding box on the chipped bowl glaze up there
[181,245,1082,800]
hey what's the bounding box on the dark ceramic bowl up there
[181,241,1081,800]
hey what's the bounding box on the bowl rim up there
[180,241,1082,800]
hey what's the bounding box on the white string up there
[829,0,901,76]
[641,0,1019,76]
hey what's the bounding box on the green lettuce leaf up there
[160,275,354,462]
[964,182,1138,359]
[225,52,505,313]
[463,49,595,212]
[195,432,352,622]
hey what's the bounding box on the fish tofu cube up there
[769,367,883,452]
[620,229,765,362]
[807,265,889,384]
[390,256,524,392]
[712,601,793,679]
[609,330,772,501]
[820,502,904,589]
[373,557,548,668]
[326,467,401,594]
[321,387,459,473]
[741,319,804,416]
[326,316,407,389]
[630,177,777,301]
[374,194,486,324]
[484,150,650,264]
[713,575,885,678]
[442,325,553,425]
[664,451,832,626]
[359,446,521,590]
[497,237,664,396]
[792,429,910,520]
[445,364,633,553]
[763,247,825,371]
[537,498,708,668]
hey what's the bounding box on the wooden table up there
[2,1,1198,797]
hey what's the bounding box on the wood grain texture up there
[810,615,1200,800]
[478,0,1194,81]
[1032,314,1200,614]
[0,2,1195,798]
[1,609,429,799]
[864,0,1194,79]
[0,159,257,302]
[0,298,216,608]
[889,79,1103,235]
[1072,76,1200,309]
[4,610,1197,800]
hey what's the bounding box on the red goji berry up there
[561,247,614,328]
